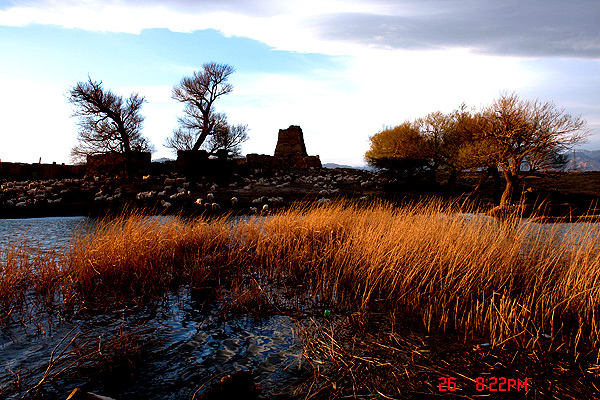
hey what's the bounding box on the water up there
[0,216,90,251]
[2,214,597,399]
[0,292,305,399]
[0,216,307,399]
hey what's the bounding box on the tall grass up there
[1,200,599,354]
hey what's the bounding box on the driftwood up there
[66,388,115,400]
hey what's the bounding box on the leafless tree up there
[204,123,249,156]
[165,112,248,156]
[482,92,588,207]
[68,77,154,172]
[170,62,235,152]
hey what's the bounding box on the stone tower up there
[274,125,308,159]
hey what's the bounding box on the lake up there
[0,216,307,399]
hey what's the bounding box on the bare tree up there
[204,123,249,156]
[482,92,588,207]
[68,77,154,172]
[165,112,248,156]
[170,63,235,152]
[165,112,226,152]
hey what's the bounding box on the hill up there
[567,150,600,171]
[323,162,375,171]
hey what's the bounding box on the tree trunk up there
[446,169,457,191]
[192,114,212,152]
[118,123,133,179]
[192,130,209,152]
[467,167,490,200]
[491,165,501,205]
[500,169,519,208]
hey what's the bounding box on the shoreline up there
[1,169,599,220]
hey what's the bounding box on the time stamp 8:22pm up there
[439,376,528,393]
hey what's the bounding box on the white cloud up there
[2,0,598,58]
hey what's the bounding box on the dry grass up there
[2,201,600,347]
[1,200,600,395]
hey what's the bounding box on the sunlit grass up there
[1,200,599,355]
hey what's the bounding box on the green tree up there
[368,110,474,187]
[418,111,454,183]
[445,105,503,201]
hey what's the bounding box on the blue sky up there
[1,0,599,166]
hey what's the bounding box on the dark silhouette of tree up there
[68,77,154,174]
[169,62,235,152]
[165,111,248,156]
[204,123,249,157]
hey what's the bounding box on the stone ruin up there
[174,125,321,174]
[274,125,308,159]
[246,125,321,170]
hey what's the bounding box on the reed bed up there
[1,200,599,355]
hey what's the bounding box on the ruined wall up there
[245,154,321,171]
[175,150,231,177]
[0,162,84,180]
[86,152,151,176]
[176,125,321,174]
[274,125,308,159]
[270,125,321,169]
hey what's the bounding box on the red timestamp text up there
[438,376,457,391]
[476,377,528,392]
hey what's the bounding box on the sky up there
[0,0,599,167]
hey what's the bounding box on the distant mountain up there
[152,157,175,163]
[323,162,353,169]
[323,163,375,171]
[567,150,600,171]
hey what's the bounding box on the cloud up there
[312,1,600,58]
[2,0,598,58]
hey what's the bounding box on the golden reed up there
[1,200,598,353]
